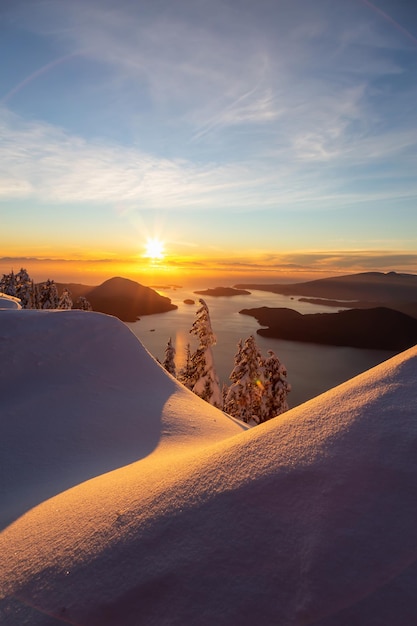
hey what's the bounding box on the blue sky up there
[1,0,417,283]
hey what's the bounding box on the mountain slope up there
[0,310,242,530]
[236,270,417,302]
[1,310,417,624]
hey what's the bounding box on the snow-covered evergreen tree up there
[223,339,244,417]
[222,383,229,409]
[0,268,35,308]
[178,343,196,390]
[258,350,291,424]
[28,280,40,309]
[0,270,16,297]
[189,299,222,408]
[76,296,93,311]
[224,335,263,424]
[39,280,59,309]
[163,337,176,377]
[58,288,73,310]
[15,268,32,308]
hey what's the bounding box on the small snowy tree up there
[223,339,244,417]
[222,383,229,408]
[15,268,32,308]
[28,280,40,309]
[76,296,92,311]
[178,343,196,390]
[189,299,222,408]
[163,337,176,377]
[0,270,16,297]
[258,350,291,424]
[224,335,263,424]
[0,268,35,308]
[58,288,73,310]
[39,279,59,309]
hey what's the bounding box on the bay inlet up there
[127,286,396,409]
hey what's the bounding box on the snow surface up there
[1,309,417,625]
[0,293,21,309]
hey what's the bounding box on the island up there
[149,284,183,290]
[57,277,177,322]
[240,306,417,351]
[184,299,195,305]
[194,286,251,297]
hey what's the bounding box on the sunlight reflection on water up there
[126,287,396,409]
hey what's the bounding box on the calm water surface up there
[126,286,396,409]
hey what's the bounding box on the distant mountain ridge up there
[56,276,177,321]
[236,271,417,302]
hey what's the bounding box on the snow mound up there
[1,311,417,625]
[0,293,21,309]
[0,310,243,530]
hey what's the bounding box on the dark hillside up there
[240,306,417,350]
[85,277,177,321]
[56,277,177,321]
[236,271,417,302]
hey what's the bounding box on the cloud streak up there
[1,0,417,263]
[1,104,417,216]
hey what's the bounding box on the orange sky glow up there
[1,247,417,288]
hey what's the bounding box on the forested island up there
[0,270,177,322]
[194,286,251,297]
[74,277,177,321]
[240,306,417,350]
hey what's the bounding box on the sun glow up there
[144,238,165,260]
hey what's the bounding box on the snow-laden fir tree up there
[163,337,176,377]
[221,383,229,409]
[223,338,243,417]
[0,268,35,308]
[39,280,59,309]
[189,299,222,408]
[28,280,40,309]
[15,268,32,308]
[178,343,197,390]
[258,350,291,424]
[224,335,263,423]
[58,288,73,310]
[76,296,92,311]
[0,270,16,297]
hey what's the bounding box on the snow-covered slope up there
[0,293,21,309]
[0,310,244,530]
[1,310,417,625]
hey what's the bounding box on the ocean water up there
[126,286,396,409]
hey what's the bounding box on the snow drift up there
[0,310,243,530]
[1,310,417,625]
[0,293,21,309]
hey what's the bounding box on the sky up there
[1,0,417,285]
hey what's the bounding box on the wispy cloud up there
[1,105,417,215]
[0,109,277,210]
[2,0,417,233]
[7,0,417,152]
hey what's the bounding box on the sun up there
[144,237,165,260]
